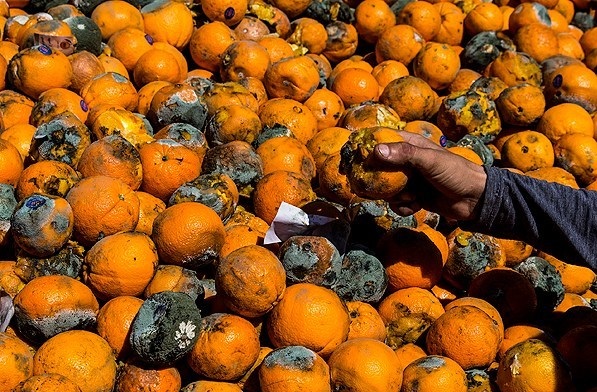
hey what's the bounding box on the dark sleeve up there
[460,166,597,271]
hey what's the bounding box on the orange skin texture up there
[30,87,89,126]
[0,333,35,392]
[215,245,286,318]
[141,0,194,50]
[346,301,387,341]
[80,72,138,112]
[134,191,166,236]
[96,295,144,359]
[259,98,318,145]
[84,231,159,299]
[187,313,261,381]
[264,55,321,103]
[306,126,351,171]
[267,283,350,357]
[66,175,140,245]
[257,136,317,180]
[0,138,23,186]
[33,330,117,392]
[13,373,82,392]
[116,361,182,392]
[402,355,467,392]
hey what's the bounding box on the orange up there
[377,224,448,291]
[554,133,597,186]
[0,90,33,129]
[379,76,436,122]
[205,104,262,145]
[151,201,226,268]
[90,0,144,40]
[412,42,461,91]
[433,2,464,46]
[514,23,560,63]
[133,47,186,87]
[401,355,467,392]
[258,346,330,392]
[495,83,545,127]
[258,35,295,64]
[116,361,181,392]
[106,27,153,72]
[11,194,74,257]
[96,295,144,359]
[136,80,172,116]
[498,324,555,359]
[13,374,82,392]
[0,123,35,160]
[537,102,595,143]
[266,282,350,357]
[508,2,552,33]
[540,251,596,294]
[464,2,503,36]
[330,67,379,106]
[29,87,89,126]
[371,60,410,93]
[258,97,318,144]
[448,68,482,94]
[80,71,138,112]
[305,125,352,171]
[394,343,427,375]
[354,0,396,44]
[497,339,575,392]
[501,130,555,172]
[15,160,80,200]
[187,312,260,381]
[257,135,316,180]
[0,332,35,392]
[396,0,442,41]
[263,55,320,103]
[303,89,345,131]
[426,305,502,370]
[84,231,158,299]
[252,170,316,224]
[138,139,201,201]
[375,24,425,66]
[543,63,597,113]
[0,138,23,186]
[7,44,73,99]
[182,381,243,391]
[97,51,130,80]
[77,134,143,190]
[141,0,194,50]
[287,17,328,54]
[188,21,237,73]
[33,330,117,392]
[134,190,166,235]
[328,338,402,392]
[215,245,286,318]
[201,0,248,25]
[346,301,387,341]
[220,39,270,82]
[65,175,140,245]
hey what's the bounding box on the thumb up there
[374,142,439,172]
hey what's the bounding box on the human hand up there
[372,131,488,221]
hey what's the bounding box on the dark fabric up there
[460,166,597,271]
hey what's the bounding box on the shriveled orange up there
[543,63,597,113]
[263,55,320,103]
[0,332,35,392]
[303,88,345,131]
[80,71,138,112]
[215,244,286,318]
[539,251,596,294]
[141,0,194,50]
[328,338,402,392]
[138,139,201,201]
[252,170,316,224]
[69,51,106,93]
[514,23,560,63]
[497,339,575,392]
[257,35,295,64]
[187,312,260,380]
[96,295,144,359]
[375,24,425,66]
[65,175,140,245]
[495,83,546,127]
[401,355,467,392]
[379,75,436,122]
[188,21,237,73]
[557,32,585,60]
[508,2,552,33]
[305,125,351,170]
[136,80,172,116]
[346,301,387,341]
[354,0,396,44]
[259,97,318,144]
[287,17,328,54]
[90,0,144,41]
[134,190,166,235]
[151,201,226,268]
[33,330,117,392]
[0,137,23,186]
[84,231,158,299]
[7,44,73,99]
[267,282,350,357]
[143,264,202,299]
[205,103,262,145]
[318,152,357,205]
[0,89,33,129]
[433,2,464,46]
[258,346,330,392]
[106,27,153,72]
[377,224,448,291]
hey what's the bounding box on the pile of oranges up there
[0,0,596,390]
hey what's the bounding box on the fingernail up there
[376,144,390,158]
